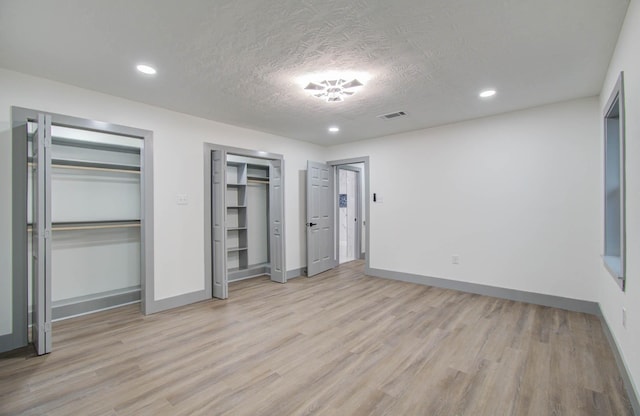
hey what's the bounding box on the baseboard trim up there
[367,268,599,315]
[150,269,304,313]
[596,305,640,415]
[0,332,22,354]
[287,268,304,280]
[51,287,141,321]
[146,290,210,315]
[229,265,270,282]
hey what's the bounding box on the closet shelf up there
[28,134,141,154]
[28,158,140,174]
[227,247,248,253]
[247,178,269,184]
[227,227,248,231]
[227,205,247,208]
[227,183,247,187]
[27,220,141,232]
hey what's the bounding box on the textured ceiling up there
[0,0,629,145]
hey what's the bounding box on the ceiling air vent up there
[377,111,407,120]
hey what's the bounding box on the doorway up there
[337,165,362,264]
[306,157,369,277]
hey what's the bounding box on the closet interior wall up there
[27,124,142,321]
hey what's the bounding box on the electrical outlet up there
[623,308,627,329]
[452,255,460,265]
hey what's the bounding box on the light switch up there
[177,194,188,205]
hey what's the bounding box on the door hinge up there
[44,229,51,239]
[44,322,51,332]
[44,133,51,148]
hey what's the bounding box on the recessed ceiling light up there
[479,89,496,98]
[136,64,157,75]
[328,126,340,133]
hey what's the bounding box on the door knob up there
[307,222,317,227]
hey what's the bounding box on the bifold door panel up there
[212,150,228,299]
[32,113,52,355]
[269,159,285,283]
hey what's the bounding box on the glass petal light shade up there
[304,78,364,102]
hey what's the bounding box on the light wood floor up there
[0,260,633,415]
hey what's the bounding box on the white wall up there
[0,68,324,336]
[327,97,601,301]
[598,0,640,401]
[27,230,141,302]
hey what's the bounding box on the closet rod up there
[27,220,141,232]
[247,179,269,184]
[53,163,140,175]
[28,162,141,175]
[52,223,140,232]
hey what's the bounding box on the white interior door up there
[32,113,52,355]
[306,161,335,276]
[269,160,286,283]
[212,150,228,299]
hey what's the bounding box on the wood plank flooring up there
[0,260,633,415]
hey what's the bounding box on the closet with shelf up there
[11,107,153,355]
[225,157,270,281]
[27,124,143,322]
[208,145,285,300]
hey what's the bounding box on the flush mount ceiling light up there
[304,78,364,102]
[136,64,157,75]
[328,126,340,133]
[479,89,496,98]
[299,72,369,102]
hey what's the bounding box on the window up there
[603,72,625,291]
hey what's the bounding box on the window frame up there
[602,71,626,291]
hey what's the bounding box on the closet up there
[226,156,270,281]
[12,107,152,355]
[207,146,285,300]
[27,123,142,316]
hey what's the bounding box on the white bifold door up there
[211,150,228,299]
[269,159,286,283]
[32,113,53,355]
[306,161,336,276]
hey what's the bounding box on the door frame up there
[328,157,371,273]
[335,165,362,264]
[3,106,154,354]
[203,143,286,299]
